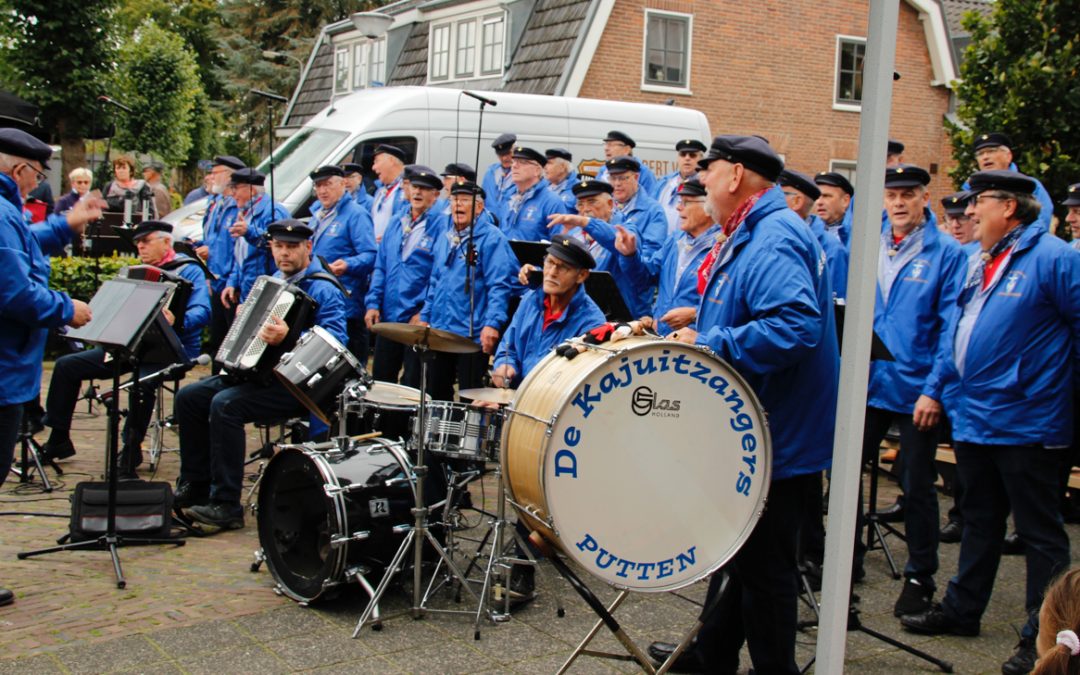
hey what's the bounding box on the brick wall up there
[578,0,959,202]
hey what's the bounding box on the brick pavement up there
[0,364,1076,673]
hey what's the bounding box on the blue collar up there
[0,172,23,211]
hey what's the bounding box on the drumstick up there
[350,432,382,441]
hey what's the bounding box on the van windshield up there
[257,127,348,202]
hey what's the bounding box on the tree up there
[0,0,118,181]
[947,0,1080,231]
[113,20,204,167]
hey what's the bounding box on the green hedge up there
[49,255,140,302]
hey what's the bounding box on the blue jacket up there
[370,177,408,243]
[420,211,516,343]
[653,170,689,236]
[351,187,373,212]
[163,254,212,360]
[366,206,450,323]
[618,223,720,334]
[481,162,515,224]
[309,195,377,319]
[493,286,606,385]
[962,164,1054,231]
[504,178,569,242]
[868,211,966,414]
[201,194,238,291]
[944,224,1080,446]
[596,160,659,195]
[0,173,75,405]
[549,172,579,212]
[695,186,839,480]
[227,195,289,302]
[808,215,849,301]
[275,256,349,348]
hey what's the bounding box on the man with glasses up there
[481,132,517,225]
[593,130,658,195]
[654,139,707,236]
[195,155,245,366]
[0,128,100,608]
[966,132,1053,230]
[901,170,1078,675]
[341,163,373,211]
[503,146,569,243]
[221,168,288,307]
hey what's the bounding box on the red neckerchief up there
[542,295,564,330]
[157,248,177,266]
[982,246,1013,290]
[696,188,769,294]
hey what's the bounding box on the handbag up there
[68,480,174,543]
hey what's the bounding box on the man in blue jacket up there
[651,135,839,674]
[196,155,244,366]
[370,144,408,244]
[0,129,99,606]
[308,165,377,363]
[175,220,348,533]
[849,165,966,616]
[481,132,516,225]
[544,148,578,212]
[780,168,849,301]
[342,163,373,212]
[1063,183,1079,252]
[420,182,516,401]
[593,130,658,195]
[365,169,449,386]
[901,171,1078,675]
[222,169,289,306]
[814,171,854,248]
[965,133,1054,230]
[654,139,707,236]
[613,177,720,334]
[42,222,211,476]
[503,146,569,243]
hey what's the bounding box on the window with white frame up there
[642,10,691,91]
[835,37,866,108]
[352,38,387,89]
[829,160,857,184]
[428,11,506,83]
[334,47,350,94]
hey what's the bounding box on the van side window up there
[346,137,418,196]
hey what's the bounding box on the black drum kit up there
[256,321,560,639]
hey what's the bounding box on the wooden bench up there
[935,446,1080,490]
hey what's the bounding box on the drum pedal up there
[330,531,370,548]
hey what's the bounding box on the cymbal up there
[371,322,479,354]
[458,387,516,405]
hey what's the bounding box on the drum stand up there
[865,451,904,579]
[9,414,61,492]
[352,343,488,637]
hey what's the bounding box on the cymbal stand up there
[10,413,61,492]
[352,337,486,637]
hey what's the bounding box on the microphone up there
[250,89,288,103]
[97,95,133,113]
[462,90,497,107]
[103,354,212,399]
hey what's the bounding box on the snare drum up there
[348,382,424,443]
[275,326,363,424]
[257,438,414,603]
[416,401,503,461]
[502,336,771,592]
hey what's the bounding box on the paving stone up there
[177,643,290,675]
[379,637,498,674]
[51,634,163,674]
[146,619,252,659]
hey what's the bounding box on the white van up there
[166,86,712,237]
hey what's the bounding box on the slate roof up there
[388,21,431,86]
[940,0,994,37]
[282,36,335,129]
[503,0,592,94]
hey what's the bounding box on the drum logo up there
[630,386,681,417]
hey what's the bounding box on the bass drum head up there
[504,337,771,593]
[257,443,414,603]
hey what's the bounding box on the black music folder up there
[833,302,895,361]
[66,278,173,355]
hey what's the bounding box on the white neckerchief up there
[877,224,925,306]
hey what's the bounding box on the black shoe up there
[894,579,933,617]
[1001,637,1036,675]
[184,502,244,532]
[0,588,12,607]
[647,641,706,673]
[852,564,866,584]
[173,480,211,510]
[507,565,536,607]
[40,437,76,462]
[940,520,963,544]
[1002,532,1025,556]
[874,499,905,523]
[900,602,979,636]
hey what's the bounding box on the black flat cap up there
[604,130,636,148]
[512,146,546,166]
[779,169,821,201]
[605,156,641,174]
[310,165,344,182]
[450,180,485,198]
[267,219,314,242]
[230,168,265,186]
[404,164,437,179]
[1062,183,1080,207]
[408,169,442,191]
[571,179,614,198]
[887,139,905,156]
[131,220,173,240]
[973,132,1012,152]
[373,144,406,162]
[964,170,1036,196]
[814,171,855,196]
[213,155,246,171]
[941,192,969,216]
[441,162,476,181]
[144,160,164,172]
[698,135,784,182]
[545,148,572,162]
[677,177,707,198]
[884,164,931,188]
[676,139,707,153]
[341,163,364,175]
[547,234,595,270]
[0,128,53,169]
[492,133,517,154]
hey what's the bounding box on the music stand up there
[18,278,186,588]
[584,271,632,322]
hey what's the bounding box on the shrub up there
[49,255,140,302]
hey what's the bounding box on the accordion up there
[216,275,317,381]
[120,264,192,331]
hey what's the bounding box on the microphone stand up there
[250,89,287,209]
[465,96,492,339]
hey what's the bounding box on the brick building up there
[283,0,990,193]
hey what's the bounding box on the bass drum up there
[502,336,771,593]
[257,439,414,603]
